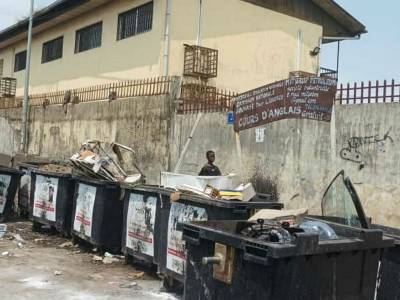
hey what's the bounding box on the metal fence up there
[0,76,174,109]
[337,79,400,104]
[178,83,237,114]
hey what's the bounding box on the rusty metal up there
[234,76,337,132]
[213,243,235,285]
[178,81,237,114]
[183,44,218,79]
[320,67,338,80]
[0,76,173,110]
[0,77,17,97]
[337,79,400,104]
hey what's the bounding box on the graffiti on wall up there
[340,128,394,164]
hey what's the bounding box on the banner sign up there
[234,77,337,132]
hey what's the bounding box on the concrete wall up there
[333,104,400,228]
[0,0,322,95]
[0,95,174,183]
[171,112,333,213]
[172,103,400,228]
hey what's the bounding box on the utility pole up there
[21,0,34,153]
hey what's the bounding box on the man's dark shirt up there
[199,164,222,176]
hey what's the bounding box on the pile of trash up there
[70,140,144,185]
[161,172,257,202]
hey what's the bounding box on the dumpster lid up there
[32,168,72,178]
[73,175,119,188]
[126,185,283,209]
[0,165,24,175]
[183,219,394,259]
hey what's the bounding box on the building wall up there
[334,104,400,228]
[0,0,166,95]
[0,0,322,95]
[0,94,174,183]
[169,0,322,91]
[172,103,400,228]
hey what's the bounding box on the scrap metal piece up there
[213,243,235,285]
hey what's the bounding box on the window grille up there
[117,2,153,40]
[183,45,218,79]
[75,22,103,53]
[42,36,63,63]
[14,51,27,72]
[0,59,3,77]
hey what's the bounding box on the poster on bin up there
[33,175,59,221]
[166,203,208,275]
[73,184,96,237]
[126,194,157,256]
[0,175,11,214]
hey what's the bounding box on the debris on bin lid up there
[70,140,145,185]
[248,208,308,224]
[172,181,257,202]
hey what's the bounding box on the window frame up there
[117,2,154,41]
[14,50,27,72]
[42,36,64,64]
[74,21,103,54]
[0,59,3,77]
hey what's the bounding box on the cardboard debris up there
[249,208,308,225]
[70,140,144,185]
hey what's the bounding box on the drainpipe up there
[196,0,203,46]
[296,30,302,71]
[162,0,172,76]
[21,0,34,153]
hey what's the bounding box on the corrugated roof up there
[0,0,366,49]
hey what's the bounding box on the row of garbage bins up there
[1,164,399,299]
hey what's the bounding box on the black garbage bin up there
[71,176,123,254]
[30,169,75,236]
[183,218,393,300]
[156,192,283,289]
[122,186,169,266]
[370,224,400,300]
[0,166,23,222]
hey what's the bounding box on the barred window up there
[117,2,153,41]
[42,36,63,63]
[0,59,3,77]
[75,22,103,53]
[14,50,27,72]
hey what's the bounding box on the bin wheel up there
[72,236,79,246]
[32,222,41,232]
[124,255,133,265]
[163,276,183,293]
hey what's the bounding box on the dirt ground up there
[0,221,180,300]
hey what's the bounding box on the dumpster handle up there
[243,243,271,265]
[182,227,201,246]
[233,205,248,215]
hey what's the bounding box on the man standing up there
[199,151,222,176]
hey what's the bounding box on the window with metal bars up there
[42,36,63,63]
[117,2,153,41]
[14,50,27,72]
[0,59,3,78]
[75,22,103,53]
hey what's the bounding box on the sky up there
[0,0,398,84]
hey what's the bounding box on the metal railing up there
[178,82,237,114]
[320,67,338,80]
[0,76,174,109]
[337,79,400,104]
